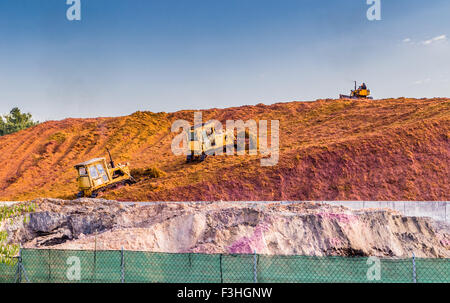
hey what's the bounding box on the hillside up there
[0,98,449,201]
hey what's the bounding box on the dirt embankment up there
[0,98,448,202]
[5,199,450,258]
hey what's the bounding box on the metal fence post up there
[253,250,257,283]
[412,253,417,283]
[15,249,22,283]
[48,249,51,282]
[121,247,125,283]
[219,254,223,283]
[15,248,29,283]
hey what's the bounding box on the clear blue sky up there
[0,0,449,121]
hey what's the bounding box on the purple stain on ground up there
[227,223,270,254]
[440,238,450,246]
[317,212,358,224]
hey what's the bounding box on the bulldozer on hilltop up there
[74,149,136,198]
[340,81,373,100]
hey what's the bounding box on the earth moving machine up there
[186,121,235,163]
[340,81,373,99]
[74,149,136,198]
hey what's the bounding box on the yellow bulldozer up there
[186,121,235,163]
[74,149,136,198]
[340,81,373,99]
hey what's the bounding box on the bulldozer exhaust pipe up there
[106,148,115,168]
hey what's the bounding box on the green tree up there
[0,203,36,266]
[0,107,39,136]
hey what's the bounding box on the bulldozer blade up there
[340,94,373,100]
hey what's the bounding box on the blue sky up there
[0,0,449,121]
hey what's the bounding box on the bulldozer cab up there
[74,156,134,198]
[185,122,235,162]
[352,87,370,98]
[187,122,216,148]
[75,158,111,192]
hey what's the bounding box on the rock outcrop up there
[4,199,449,258]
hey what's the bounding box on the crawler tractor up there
[340,81,373,99]
[186,122,235,163]
[74,149,136,198]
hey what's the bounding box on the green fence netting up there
[0,261,17,283]
[0,249,448,283]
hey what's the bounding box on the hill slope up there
[0,98,449,201]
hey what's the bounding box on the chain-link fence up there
[0,249,448,283]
